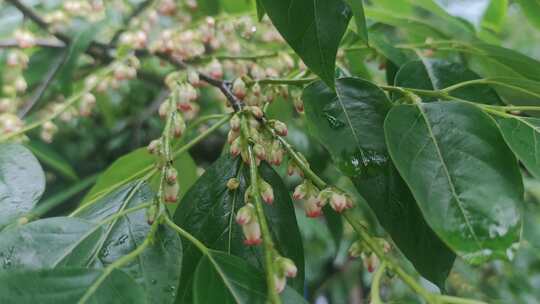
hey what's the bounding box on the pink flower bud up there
[269,141,283,166]
[187,69,201,87]
[363,253,380,273]
[173,115,186,138]
[293,97,304,113]
[230,114,241,131]
[277,257,297,278]
[330,193,348,213]
[273,275,286,293]
[236,203,254,225]
[230,137,241,157]
[247,106,263,119]
[273,120,288,136]
[253,143,266,161]
[177,101,193,112]
[227,130,239,144]
[348,241,363,258]
[208,59,223,79]
[164,182,179,203]
[147,139,161,154]
[304,197,322,218]
[165,167,178,184]
[259,179,274,204]
[242,220,262,246]
[232,78,247,99]
[252,83,261,96]
[158,101,170,118]
[292,183,307,201]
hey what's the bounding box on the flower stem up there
[371,262,387,304]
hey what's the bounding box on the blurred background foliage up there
[1,0,540,303]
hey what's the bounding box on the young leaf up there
[0,268,145,304]
[494,115,540,179]
[76,181,183,304]
[303,77,455,287]
[395,59,502,105]
[384,101,523,264]
[0,217,102,269]
[0,144,46,229]
[173,154,304,302]
[481,0,508,33]
[259,0,352,87]
[516,0,540,30]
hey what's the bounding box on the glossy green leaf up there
[384,101,523,264]
[0,144,45,229]
[303,77,455,286]
[193,250,267,304]
[0,217,102,269]
[395,59,502,105]
[494,115,540,179]
[77,181,183,304]
[480,77,540,108]
[174,154,304,302]
[516,0,540,30]
[25,140,78,181]
[345,0,368,45]
[82,148,197,209]
[0,268,145,304]
[260,0,351,87]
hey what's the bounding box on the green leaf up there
[82,148,197,208]
[255,0,266,20]
[384,101,523,264]
[0,144,45,229]
[516,0,540,30]
[0,217,102,269]
[193,250,267,304]
[193,251,307,304]
[303,77,455,287]
[494,115,540,179]
[25,140,78,181]
[395,59,502,105]
[174,154,304,302]
[77,181,183,304]
[481,0,508,33]
[345,0,368,45]
[479,77,540,108]
[0,268,145,304]
[260,0,352,87]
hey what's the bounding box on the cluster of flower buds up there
[62,0,104,21]
[79,93,97,117]
[96,58,140,93]
[6,51,29,69]
[164,166,180,203]
[40,121,58,143]
[348,239,391,273]
[293,180,322,217]
[150,29,206,61]
[291,89,304,113]
[273,256,298,293]
[236,203,262,246]
[318,188,354,213]
[119,30,148,49]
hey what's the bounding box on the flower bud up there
[276,257,297,278]
[348,241,364,258]
[158,101,170,118]
[187,69,200,86]
[177,101,193,112]
[173,115,186,138]
[15,30,35,49]
[40,121,58,143]
[230,137,242,157]
[146,204,158,225]
[232,78,247,99]
[273,120,288,136]
[14,76,27,93]
[247,106,263,119]
[362,253,380,273]
[253,143,266,161]
[230,114,241,131]
[330,193,349,213]
[259,179,274,204]
[165,167,178,184]
[273,275,286,293]
[304,197,322,218]
[208,59,223,79]
[242,220,262,246]
[292,182,307,201]
[287,159,303,177]
[293,96,304,113]
[252,82,261,96]
[227,129,239,144]
[227,178,240,190]
[269,141,283,166]
[236,203,255,225]
[147,139,162,154]
[164,181,180,203]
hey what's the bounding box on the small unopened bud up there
[236,203,255,225]
[147,139,162,154]
[14,76,27,93]
[158,101,170,118]
[287,159,303,177]
[273,275,286,293]
[242,220,262,246]
[227,129,239,144]
[230,137,242,157]
[293,96,304,113]
[247,106,263,119]
[269,141,283,166]
[146,204,158,225]
[348,241,364,258]
[253,143,266,161]
[293,183,307,201]
[259,179,274,204]
[227,178,240,190]
[272,120,288,136]
[164,182,180,203]
[362,253,380,273]
[230,114,241,131]
[330,193,349,213]
[165,167,178,184]
[304,197,322,218]
[276,257,297,278]
[172,115,186,138]
[15,30,35,48]
[232,78,247,99]
[187,69,200,86]
[252,83,261,96]
[40,121,58,143]
[208,59,223,79]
